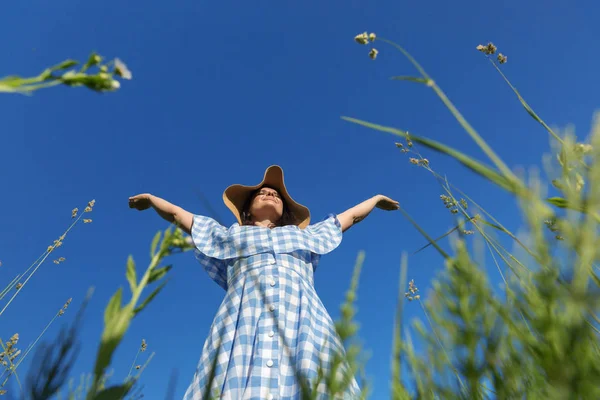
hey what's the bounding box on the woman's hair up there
[241,186,295,227]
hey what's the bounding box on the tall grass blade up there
[342,116,520,194]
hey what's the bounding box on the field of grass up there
[1,35,599,399]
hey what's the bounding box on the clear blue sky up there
[1,0,599,398]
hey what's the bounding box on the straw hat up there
[222,165,311,229]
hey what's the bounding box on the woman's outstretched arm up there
[129,193,194,235]
[336,194,399,233]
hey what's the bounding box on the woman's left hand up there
[375,194,400,211]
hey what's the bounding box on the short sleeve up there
[302,214,343,255]
[191,215,230,290]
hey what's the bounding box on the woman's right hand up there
[129,193,153,211]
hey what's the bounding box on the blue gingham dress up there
[183,214,360,400]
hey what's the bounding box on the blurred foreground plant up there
[0,53,131,95]
[84,225,193,399]
[0,218,192,398]
[335,33,600,399]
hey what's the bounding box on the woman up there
[129,165,399,399]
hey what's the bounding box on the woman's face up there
[249,186,284,221]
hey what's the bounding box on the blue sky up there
[1,0,599,398]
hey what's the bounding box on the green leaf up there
[93,382,133,400]
[591,272,600,288]
[0,80,26,93]
[390,76,429,84]
[39,60,79,81]
[413,222,465,255]
[93,303,133,390]
[133,279,169,316]
[50,59,79,72]
[546,196,591,213]
[546,196,569,208]
[150,231,161,258]
[148,265,172,284]
[488,59,563,144]
[342,117,521,195]
[158,227,173,254]
[103,287,122,326]
[397,206,450,259]
[126,256,137,294]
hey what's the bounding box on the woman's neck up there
[252,219,276,228]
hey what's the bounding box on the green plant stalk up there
[86,225,191,399]
[403,144,538,281]
[0,339,22,390]
[486,57,562,144]
[125,348,142,381]
[0,275,21,301]
[378,37,522,188]
[390,254,411,400]
[88,251,161,394]
[0,204,91,317]
[0,307,62,386]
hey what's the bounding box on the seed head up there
[369,48,379,60]
[477,42,497,55]
[545,218,560,233]
[72,208,78,218]
[575,174,585,192]
[114,58,132,80]
[354,32,369,45]
[63,298,72,310]
[575,143,593,154]
[409,158,420,165]
[15,283,22,290]
[135,365,141,370]
[497,53,507,64]
[368,33,376,42]
[9,334,19,345]
[83,219,92,223]
[140,339,147,352]
[405,280,420,301]
[440,195,458,210]
[88,54,102,66]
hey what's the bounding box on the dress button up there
[269,304,275,312]
[270,258,276,265]
[266,360,273,367]
[269,278,276,287]
[267,394,274,400]
[268,330,274,338]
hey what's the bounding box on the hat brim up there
[222,165,311,229]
